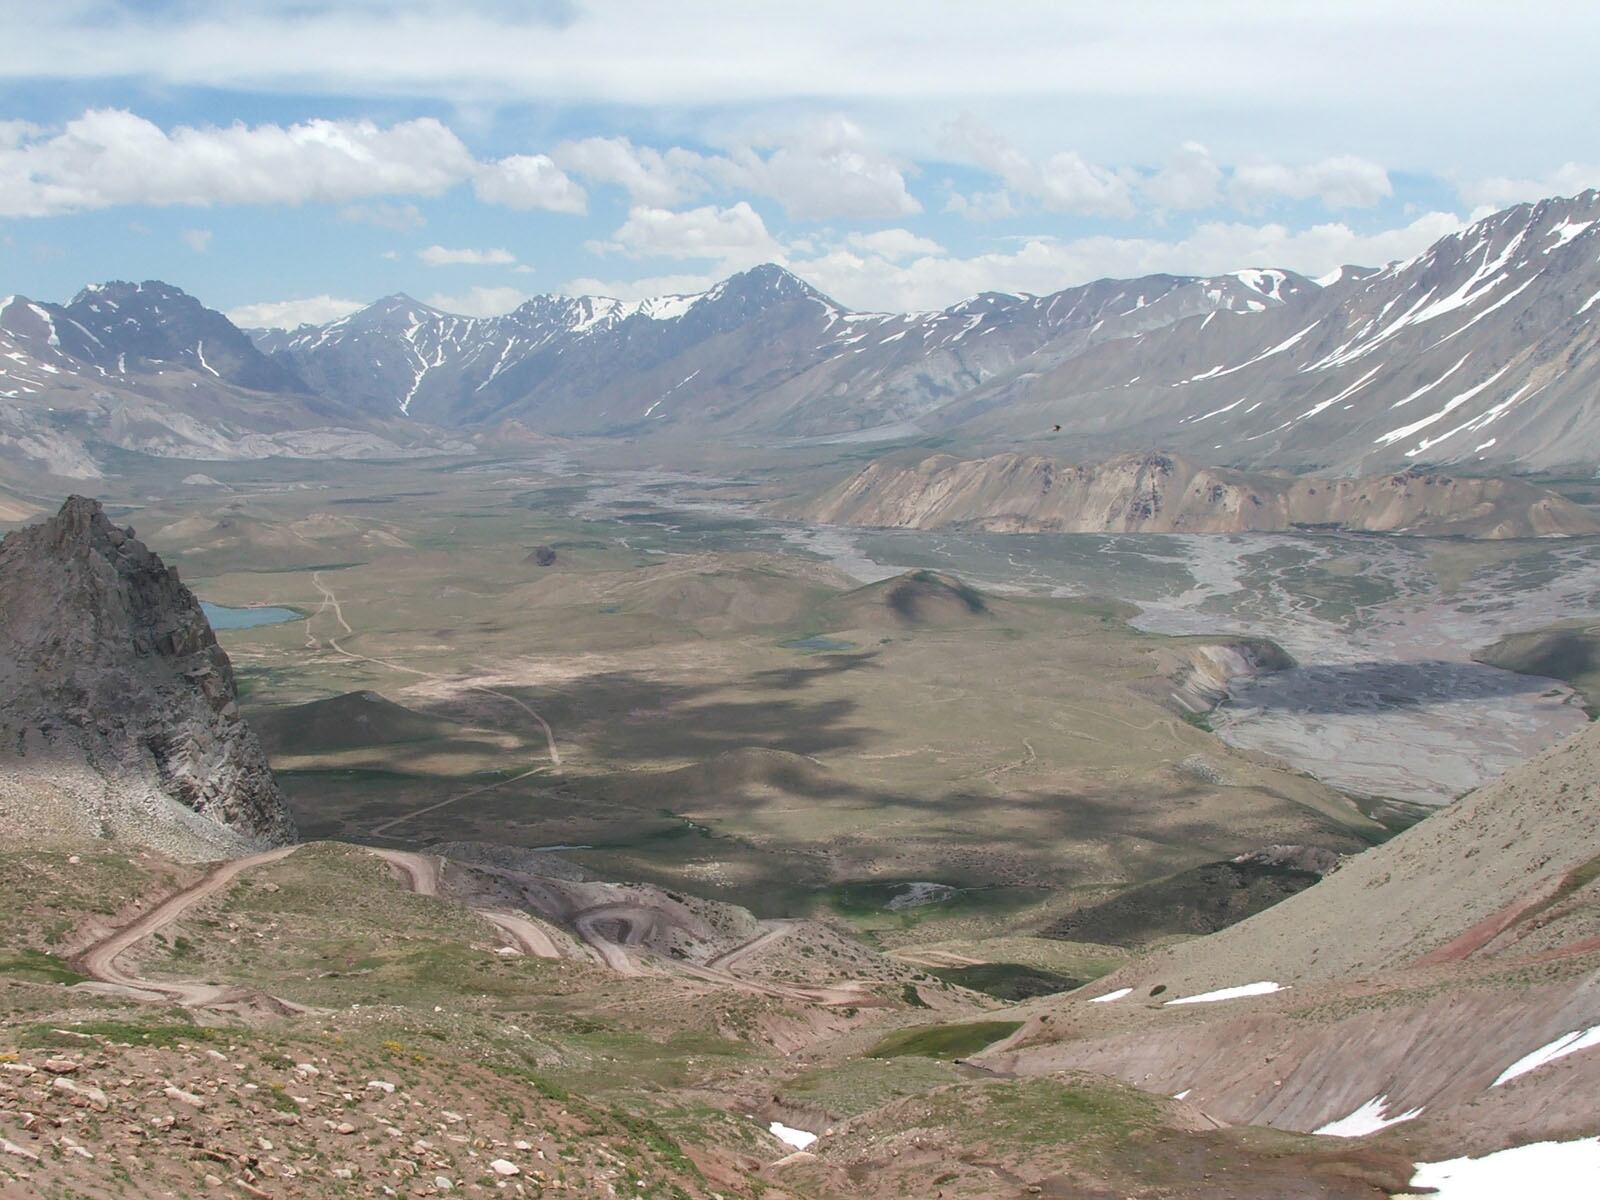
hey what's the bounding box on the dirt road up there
[73,846,302,1009]
[707,920,800,972]
[309,572,562,767]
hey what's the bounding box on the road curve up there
[72,846,302,1009]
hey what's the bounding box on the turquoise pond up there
[200,602,301,630]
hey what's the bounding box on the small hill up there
[798,451,1600,538]
[252,691,462,756]
[828,569,994,628]
[0,496,295,858]
[1474,622,1600,717]
[1042,846,1340,948]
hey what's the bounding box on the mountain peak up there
[0,496,296,856]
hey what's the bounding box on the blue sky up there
[3,1,1599,325]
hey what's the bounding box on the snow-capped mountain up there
[0,283,440,481]
[254,262,1307,436]
[945,190,1600,471]
[5,189,1600,480]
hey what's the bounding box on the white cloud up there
[845,229,944,261]
[340,201,425,229]
[714,117,921,220]
[1142,142,1224,212]
[565,208,1463,314]
[225,294,365,329]
[179,227,213,253]
[552,136,712,206]
[794,210,1464,312]
[418,244,517,266]
[1458,163,1600,211]
[1230,155,1392,209]
[942,117,1134,217]
[591,202,785,264]
[473,153,587,213]
[423,285,533,317]
[0,109,476,217]
[944,188,1017,222]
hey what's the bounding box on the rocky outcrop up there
[798,451,1600,538]
[0,496,295,858]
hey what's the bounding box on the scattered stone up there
[367,1080,396,1093]
[435,1177,453,1192]
[42,1058,80,1075]
[52,1077,110,1111]
[0,1137,39,1162]
[164,1085,207,1109]
[489,1159,519,1177]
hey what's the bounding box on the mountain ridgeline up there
[2,190,1600,480]
[797,450,1600,538]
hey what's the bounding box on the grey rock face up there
[0,496,296,856]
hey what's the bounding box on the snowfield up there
[1164,981,1284,1006]
[1407,1137,1600,1197]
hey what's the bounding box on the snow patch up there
[1164,981,1284,1006]
[1087,987,1132,1004]
[1314,1095,1424,1137]
[1492,1025,1600,1087]
[769,1121,817,1150]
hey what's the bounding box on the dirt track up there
[310,571,563,769]
[71,841,872,1011]
[72,846,304,1010]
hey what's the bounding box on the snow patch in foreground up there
[769,1121,817,1150]
[1164,981,1284,1006]
[1408,1137,1600,1197]
[1088,987,1132,1004]
[1314,1094,1424,1137]
[1492,1025,1600,1087]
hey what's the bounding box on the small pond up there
[780,636,857,653]
[201,602,302,630]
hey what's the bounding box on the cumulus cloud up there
[590,202,785,265]
[179,227,212,253]
[1230,154,1393,209]
[0,109,476,217]
[225,295,365,329]
[473,154,587,213]
[551,136,712,207]
[845,229,944,261]
[423,285,534,317]
[417,244,517,267]
[942,117,1134,217]
[943,121,1392,219]
[793,210,1464,312]
[555,121,918,221]
[1457,162,1600,212]
[1141,142,1225,212]
[340,201,426,229]
[714,118,921,220]
[944,188,1017,222]
[566,207,1463,314]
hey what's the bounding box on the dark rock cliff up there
[0,496,295,854]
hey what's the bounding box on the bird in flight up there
[1051,424,1062,432]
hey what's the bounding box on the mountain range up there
[3,189,1600,482]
